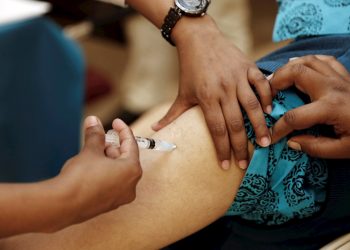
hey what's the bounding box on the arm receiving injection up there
[0,117,142,238]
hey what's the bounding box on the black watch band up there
[161,7,182,46]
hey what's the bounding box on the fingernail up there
[221,160,230,170]
[289,57,299,61]
[266,74,274,81]
[287,140,301,151]
[260,136,271,147]
[266,105,272,114]
[151,122,159,130]
[238,160,248,170]
[85,116,99,127]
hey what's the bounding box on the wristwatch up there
[161,0,211,46]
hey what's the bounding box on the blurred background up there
[46,0,289,127]
[0,0,289,181]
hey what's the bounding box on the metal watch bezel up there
[174,0,211,15]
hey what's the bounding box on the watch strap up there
[161,7,182,46]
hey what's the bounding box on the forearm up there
[0,105,250,250]
[126,0,220,46]
[0,177,76,237]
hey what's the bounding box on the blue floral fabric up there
[226,90,328,225]
[273,0,350,41]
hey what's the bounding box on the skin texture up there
[2,56,349,247]
[126,0,271,168]
[0,105,251,250]
[270,55,350,158]
[0,117,142,238]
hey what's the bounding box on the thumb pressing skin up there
[152,98,191,131]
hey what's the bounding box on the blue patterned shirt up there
[226,90,328,225]
[273,0,350,41]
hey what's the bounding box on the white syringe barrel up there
[105,130,176,152]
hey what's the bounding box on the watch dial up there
[176,0,208,14]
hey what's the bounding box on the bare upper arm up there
[1,105,250,250]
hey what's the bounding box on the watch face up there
[175,0,210,15]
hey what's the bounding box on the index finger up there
[315,55,350,80]
[112,118,139,160]
[271,102,327,143]
[200,102,231,169]
[287,55,341,78]
[271,63,328,100]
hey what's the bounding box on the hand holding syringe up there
[105,130,176,152]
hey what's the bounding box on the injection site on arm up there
[105,130,176,152]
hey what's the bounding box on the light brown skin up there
[0,104,251,250]
[2,56,349,248]
[125,0,272,169]
[0,117,142,238]
[270,55,350,158]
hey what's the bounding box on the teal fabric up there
[0,18,84,182]
[226,90,328,225]
[273,0,350,41]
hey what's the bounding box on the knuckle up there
[330,81,348,93]
[229,119,245,133]
[291,63,308,76]
[219,79,233,91]
[255,72,266,81]
[244,96,260,110]
[283,110,297,125]
[210,122,227,136]
[324,93,345,113]
[304,143,320,157]
[85,126,103,138]
[252,74,269,87]
[256,76,269,86]
[249,68,265,80]
[197,82,214,101]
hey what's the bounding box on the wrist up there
[171,15,220,47]
[44,175,81,231]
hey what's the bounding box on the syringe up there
[105,130,176,152]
